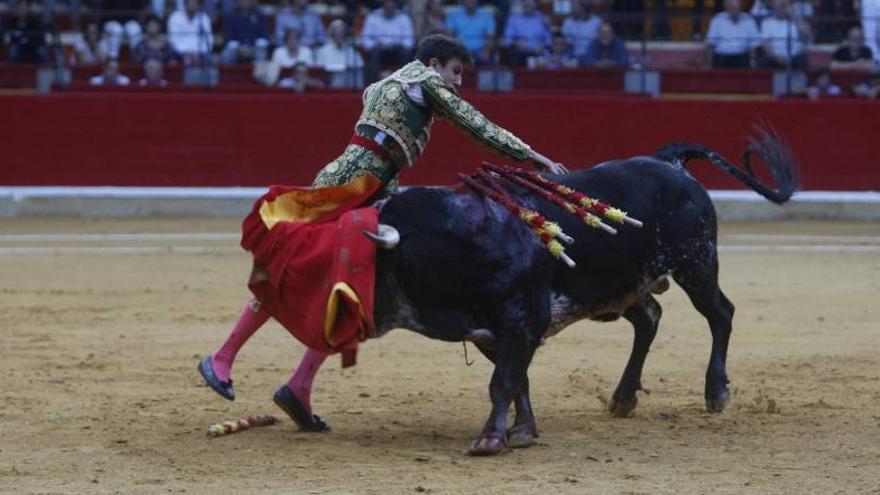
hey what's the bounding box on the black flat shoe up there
[198,356,235,401]
[273,385,330,432]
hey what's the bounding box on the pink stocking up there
[286,348,329,414]
[211,299,270,383]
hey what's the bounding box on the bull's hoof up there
[609,396,638,418]
[705,389,731,413]
[506,424,537,449]
[468,434,507,456]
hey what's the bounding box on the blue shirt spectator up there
[221,0,269,64]
[223,0,268,46]
[561,0,601,57]
[502,0,551,62]
[446,0,496,54]
[581,22,631,68]
[275,0,327,47]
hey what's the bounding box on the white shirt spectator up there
[315,41,364,72]
[706,12,760,55]
[360,9,415,50]
[167,9,213,55]
[271,45,315,68]
[761,16,807,59]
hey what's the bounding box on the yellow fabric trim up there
[258,175,378,230]
[323,282,369,346]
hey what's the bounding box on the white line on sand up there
[2,233,879,244]
[719,245,880,253]
[0,246,241,255]
[1,245,879,255]
[0,233,239,242]
[723,234,880,244]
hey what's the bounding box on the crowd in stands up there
[0,0,878,97]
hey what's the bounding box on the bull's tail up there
[654,125,798,204]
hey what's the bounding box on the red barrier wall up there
[1,93,878,190]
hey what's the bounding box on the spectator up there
[99,0,147,60]
[791,0,812,20]
[759,0,810,70]
[272,28,315,67]
[221,0,270,65]
[705,0,760,68]
[316,19,365,88]
[89,59,131,85]
[532,34,578,69]
[867,0,880,63]
[8,0,47,64]
[409,0,429,38]
[749,0,771,24]
[501,0,552,67]
[581,21,631,68]
[71,21,112,66]
[417,0,449,39]
[255,27,313,85]
[562,0,601,58]
[805,69,841,99]
[274,0,327,47]
[167,0,214,65]
[139,58,170,86]
[831,26,875,70]
[161,0,232,18]
[278,60,326,92]
[133,15,179,64]
[8,0,80,26]
[853,70,880,98]
[445,0,496,66]
[361,0,415,84]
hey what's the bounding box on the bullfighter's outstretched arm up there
[421,76,568,174]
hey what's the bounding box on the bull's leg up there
[610,295,661,417]
[507,377,538,448]
[469,334,536,456]
[473,341,537,449]
[673,263,735,413]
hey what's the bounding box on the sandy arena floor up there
[0,217,879,494]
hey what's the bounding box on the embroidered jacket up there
[312,60,531,193]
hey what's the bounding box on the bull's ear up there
[363,224,400,249]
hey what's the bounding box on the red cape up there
[240,175,381,367]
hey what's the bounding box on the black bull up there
[365,129,797,455]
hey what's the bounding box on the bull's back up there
[548,158,715,310]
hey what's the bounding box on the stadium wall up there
[2,93,878,192]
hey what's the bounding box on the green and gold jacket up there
[312,60,531,193]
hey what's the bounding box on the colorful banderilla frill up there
[207,415,279,437]
[509,166,644,228]
[459,163,643,268]
[482,163,619,235]
[459,173,576,268]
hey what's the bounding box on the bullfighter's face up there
[430,57,464,88]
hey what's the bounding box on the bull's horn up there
[363,224,400,249]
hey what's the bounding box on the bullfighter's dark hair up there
[415,34,473,67]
